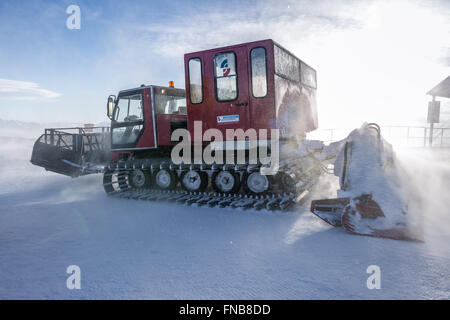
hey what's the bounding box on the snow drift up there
[1,124,449,299]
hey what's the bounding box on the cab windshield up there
[114,94,143,122]
[112,93,144,147]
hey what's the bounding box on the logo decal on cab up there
[217,115,239,123]
[220,59,231,77]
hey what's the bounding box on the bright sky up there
[0,0,449,128]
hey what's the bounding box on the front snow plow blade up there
[310,198,349,227]
[311,195,423,242]
[31,127,110,177]
[341,195,423,242]
[310,123,423,242]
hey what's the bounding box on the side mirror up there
[107,95,116,120]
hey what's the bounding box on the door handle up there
[231,102,248,107]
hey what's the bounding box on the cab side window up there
[250,47,268,98]
[301,61,317,88]
[214,52,237,101]
[154,93,187,115]
[274,45,300,82]
[188,58,203,104]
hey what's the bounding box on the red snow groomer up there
[32,39,321,210]
[30,40,421,240]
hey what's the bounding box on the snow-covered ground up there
[0,134,449,299]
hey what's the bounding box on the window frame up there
[250,46,268,99]
[113,93,144,123]
[214,51,239,102]
[188,57,204,104]
[111,89,146,149]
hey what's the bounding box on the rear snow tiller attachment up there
[31,127,110,177]
[310,123,423,242]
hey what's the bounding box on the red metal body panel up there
[184,39,317,141]
[250,43,276,132]
[184,39,276,141]
[109,38,317,163]
[204,45,250,133]
[155,114,187,146]
[135,87,157,149]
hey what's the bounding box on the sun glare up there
[309,0,450,129]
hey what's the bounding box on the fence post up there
[424,127,427,147]
[429,123,434,147]
[407,127,410,146]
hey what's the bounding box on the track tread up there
[102,154,325,212]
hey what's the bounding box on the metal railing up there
[308,125,450,148]
[40,126,111,152]
[44,126,110,135]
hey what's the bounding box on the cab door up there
[204,46,250,135]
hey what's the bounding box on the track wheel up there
[103,170,129,194]
[128,169,152,189]
[212,170,241,194]
[154,169,178,190]
[277,172,296,193]
[244,171,272,194]
[181,170,208,192]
